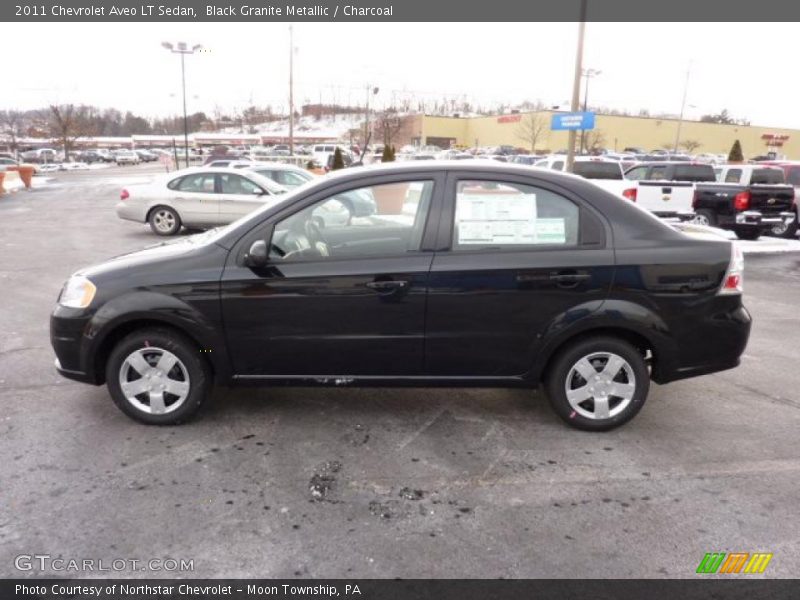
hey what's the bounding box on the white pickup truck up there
[533,156,629,197]
[621,161,717,218]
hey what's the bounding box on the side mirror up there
[244,239,268,267]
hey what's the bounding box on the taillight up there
[622,188,637,202]
[734,190,750,211]
[120,189,129,200]
[719,243,744,295]
[692,189,699,209]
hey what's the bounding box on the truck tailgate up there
[749,185,794,214]
[635,180,695,216]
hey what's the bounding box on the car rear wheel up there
[545,336,649,431]
[693,209,717,227]
[149,206,181,236]
[106,328,211,425]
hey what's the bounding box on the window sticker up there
[457,193,547,245]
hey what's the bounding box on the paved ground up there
[1,165,798,578]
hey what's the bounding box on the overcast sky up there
[2,22,798,128]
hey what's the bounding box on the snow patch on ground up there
[738,237,800,254]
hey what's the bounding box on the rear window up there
[751,169,785,185]
[573,162,622,180]
[672,165,716,182]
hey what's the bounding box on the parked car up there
[534,156,628,196]
[245,163,315,189]
[312,144,352,168]
[204,156,253,168]
[754,161,800,238]
[0,157,19,171]
[72,150,106,164]
[20,148,58,164]
[135,150,158,163]
[692,165,796,240]
[115,150,141,166]
[623,162,717,219]
[53,161,750,430]
[115,167,289,235]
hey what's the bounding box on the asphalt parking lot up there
[1,164,799,579]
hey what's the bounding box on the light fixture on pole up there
[162,41,203,168]
[579,67,601,153]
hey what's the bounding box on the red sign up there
[761,133,790,141]
[497,115,522,124]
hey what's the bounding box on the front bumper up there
[50,308,99,384]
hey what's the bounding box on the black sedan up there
[51,162,751,431]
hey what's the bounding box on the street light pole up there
[288,25,294,156]
[566,0,588,173]
[162,41,202,169]
[673,63,692,154]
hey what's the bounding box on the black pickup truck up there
[692,165,796,240]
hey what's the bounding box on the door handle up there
[366,280,409,292]
[549,271,590,284]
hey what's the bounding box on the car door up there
[168,171,220,225]
[217,172,273,222]
[424,172,614,377]
[220,173,444,377]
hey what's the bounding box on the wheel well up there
[93,319,213,384]
[540,327,655,381]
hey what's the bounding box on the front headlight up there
[59,275,97,308]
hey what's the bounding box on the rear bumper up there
[726,210,795,230]
[115,201,147,223]
[653,304,752,384]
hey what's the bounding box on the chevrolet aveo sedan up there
[52,162,751,431]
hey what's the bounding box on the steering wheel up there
[281,217,330,260]
[304,218,330,257]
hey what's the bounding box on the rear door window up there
[751,169,785,185]
[176,173,216,193]
[573,162,622,180]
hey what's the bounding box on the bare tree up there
[49,104,96,160]
[516,113,547,153]
[0,110,25,154]
[374,110,405,146]
[585,129,607,153]
[681,139,702,153]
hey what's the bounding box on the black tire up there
[148,205,182,236]
[694,209,717,227]
[105,328,211,425]
[545,336,650,432]
[769,220,798,239]
[735,228,760,241]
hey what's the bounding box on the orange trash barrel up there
[7,165,34,189]
[0,172,5,194]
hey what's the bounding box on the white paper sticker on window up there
[457,193,540,245]
[534,218,566,244]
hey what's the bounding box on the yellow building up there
[406,112,799,159]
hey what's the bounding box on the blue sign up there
[551,112,595,131]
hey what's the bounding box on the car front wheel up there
[106,328,211,425]
[545,336,649,431]
[149,206,182,236]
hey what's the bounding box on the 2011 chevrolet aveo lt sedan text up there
[51,162,751,431]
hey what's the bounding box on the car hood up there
[78,230,222,279]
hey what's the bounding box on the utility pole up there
[566,0,587,173]
[579,68,600,153]
[288,25,294,155]
[673,63,691,154]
